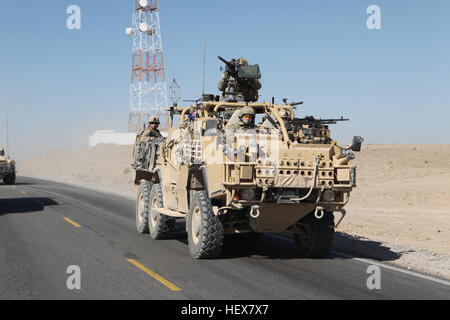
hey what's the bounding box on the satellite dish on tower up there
[139,0,148,8]
[125,27,136,37]
[138,22,150,33]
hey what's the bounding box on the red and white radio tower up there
[126,0,168,132]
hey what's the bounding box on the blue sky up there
[0,0,449,161]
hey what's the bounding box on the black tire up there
[136,182,153,234]
[3,173,16,185]
[187,190,224,259]
[293,211,335,258]
[148,184,174,240]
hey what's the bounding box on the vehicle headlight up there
[322,190,336,202]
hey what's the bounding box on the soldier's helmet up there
[239,106,256,119]
[148,116,160,125]
[238,57,249,66]
[239,107,256,126]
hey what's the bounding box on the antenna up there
[169,77,181,107]
[6,113,9,159]
[202,38,206,95]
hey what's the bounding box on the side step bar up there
[153,208,185,218]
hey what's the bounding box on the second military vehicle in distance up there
[0,148,16,185]
[132,56,363,259]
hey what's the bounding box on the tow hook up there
[314,206,325,220]
[250,205,261,219]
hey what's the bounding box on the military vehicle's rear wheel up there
[3,173,16,185]
[136,182,153,234]
[187,190,224,259]
[293,211,335,258]
[148,184,174,240]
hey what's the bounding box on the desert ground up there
[18,144,450,278]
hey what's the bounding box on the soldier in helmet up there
[133,116,163,169]
[239,106,256,129]
[218,57,262,103]
[139,116,163,142]
[228,106,256,131]
[222,107,257,159]
[237,57,262,102]
[218,58,249,92]
[238,57,248,66]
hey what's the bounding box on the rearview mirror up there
[351,136,364,152]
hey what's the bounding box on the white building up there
[89,130,137,147]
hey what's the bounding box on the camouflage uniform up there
[224,107,256,151]
[133,117,163,169]
[218,57,262,102]
[138,116,163,142]
[229,106,256,131]
[139,127,162,142]
[228,120,255,132]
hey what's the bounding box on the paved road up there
[1,177,449,300]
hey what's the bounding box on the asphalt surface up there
[1,177,449,300]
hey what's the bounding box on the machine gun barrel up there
[218,56,230,66]
[218,56,238,75]
[292,116,349,127]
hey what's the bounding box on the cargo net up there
[181,138,202,164]
[174,128,202,165]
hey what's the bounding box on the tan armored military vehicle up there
[0,148,16,185]
[132,57,362,259]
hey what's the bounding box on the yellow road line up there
[20,190,27,195]
[11,186,16,189]
[127,259,181,292]
[63,217,81,228]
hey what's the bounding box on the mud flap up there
[248,203,314,233]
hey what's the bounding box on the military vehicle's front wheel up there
[187,191,224,259]
[293,211,335,258]
[3,173,16,185]
[136,182,153,234]
[148,184,174,240]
